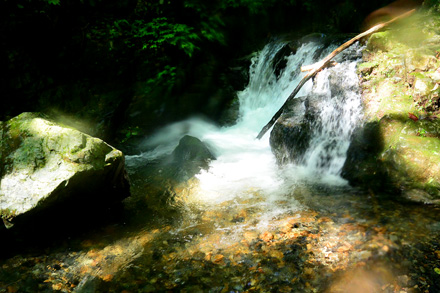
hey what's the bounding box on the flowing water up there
[1,36,440,293]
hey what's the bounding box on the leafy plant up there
[219,0,297,14]
[121,126,141,143]
[418,128,427,137]
[147,65,177,88]
[46,0,60,5]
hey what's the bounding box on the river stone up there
[0,112,130,229]
[270,92,328,165]
[168,135,215,182]
[270,96,311,164]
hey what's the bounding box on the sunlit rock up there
[342,18,440,201]
[344,114,440,200]
[403,188,440,204]
[0,112,130,229]
[367,31,393,52]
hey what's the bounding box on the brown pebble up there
[213,254,224,263]
[260,231,274,242]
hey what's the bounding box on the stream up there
[1,36,440,293]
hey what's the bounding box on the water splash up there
[126,37,363,209]
[289,42,364,184]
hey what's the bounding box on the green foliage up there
[217,0,299,14]
[2,0,383,128]
[199,16,226,44]
[46,0,60,5]
[425,0,440,8]
[121,126,141,143]
[147,65,177,88]
[111,18,200,57]
[302,0,315,12]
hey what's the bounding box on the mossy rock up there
[367,32,394,52]
[357,62,379,77]
[382,131,440,199]
[343,115,440,201]
[0,112,130,229]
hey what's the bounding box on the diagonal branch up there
[256,9,415,140]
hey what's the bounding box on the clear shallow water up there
[1,37,440,293]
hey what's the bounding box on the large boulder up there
[122,135,215,221]
[269,96,314,164]
[0,112,130,230]
[342,115,440,203]
[342,12,440,203]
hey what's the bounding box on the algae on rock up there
[342,9,440,203]
[0,112,130,229]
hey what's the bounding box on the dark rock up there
[270,95,324,165]
[168,135,215,182]
[270,96,309,164]
[341,121,389,191]
[227,57,252,92]
[218,97,240,126]
[272,43,294,80]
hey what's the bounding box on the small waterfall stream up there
[127,37,363,203]
[112,37,439,293]
[290,41,364,182]
[3,35,440,293]
[123,37,367,250]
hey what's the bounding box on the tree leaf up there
[408,112,419,122]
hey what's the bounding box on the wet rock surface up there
[270,96,312,164]
[167,135,216,182]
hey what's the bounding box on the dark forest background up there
[1,0,437,148]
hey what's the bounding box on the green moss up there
[357,62,379,76]
[345,10,440,200]
[1,208,17,221]
[367,31,393,52]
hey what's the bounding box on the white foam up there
[127,39,363,210]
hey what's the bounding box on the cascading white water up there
[292,42,364,183]
[126,37,363,207]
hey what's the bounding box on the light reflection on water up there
[116,38,440,291]
[1,38,440,292]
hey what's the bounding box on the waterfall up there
[294,41,364,180]
[126,36,363,206]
